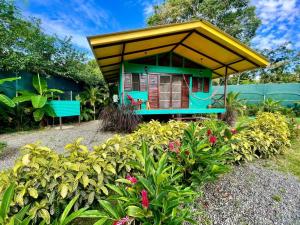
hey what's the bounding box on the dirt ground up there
[0,120,115,170]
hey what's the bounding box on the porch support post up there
[224,66,228,108]
[122,62,125,104]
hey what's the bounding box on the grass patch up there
[271,138,300,180]
[271,194,282,202]
[0,141,7,157]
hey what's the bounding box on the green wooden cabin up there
[88,20,268,116]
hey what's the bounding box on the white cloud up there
[250,0,300,50]
[19,0,120,50]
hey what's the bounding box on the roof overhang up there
[87,20,269,82]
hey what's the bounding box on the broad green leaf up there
[0,94,15,107]
[126,206,145,218]
[43,104,56,117]
[31,95,47,108]
[0,184,15,220]
[46,88,64,94]
[99,200,119,219]
[39,209,50,224]
[33,74,47,94]
[13,95,33,103]
[60,184,68,199]
[0,76,20,85]
[79,210,107,218]
[33,109,45,122]
[100,186,108,195]
[28,187,38,198]
[82,174,89,188]
[105,164,116,174]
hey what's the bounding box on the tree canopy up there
[0,0,103,85]
[147,0,261,44]
[228,43,300,84]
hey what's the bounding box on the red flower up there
[209,135,217,145]
[207,129,212,136]
[141,189,149,208]
[184,150,190,155]
[113,216,130,225]
[126,175,137,184]
[231,129,237,134]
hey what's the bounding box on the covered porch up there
[87,20,269,115]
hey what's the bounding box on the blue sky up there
[18,0,300,54]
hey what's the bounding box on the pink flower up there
[209,135,217,145]
[231,129,237,134]
[141,189,149,209]
[168,140,181,154]
[113,216,130,225]
[169,142,175,151]
[126,175,137,184]
[207,129,212,136]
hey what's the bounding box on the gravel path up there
[192,162,300,225]
[0,121,115,170]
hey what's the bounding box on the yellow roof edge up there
[200,20,269,66]
[86,36,107,75]
[87,20,200,41]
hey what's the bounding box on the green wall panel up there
[48,100,80,117]
[0,71,84,99]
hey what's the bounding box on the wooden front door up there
[148,74,159,109]
[159,75,171,109]
[148,74,189,109]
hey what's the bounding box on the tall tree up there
[147,0,261,44]
[0,0,103,85]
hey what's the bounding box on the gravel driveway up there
[0,120,115,170]
[192,162,300,225]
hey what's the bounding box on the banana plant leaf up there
[0,76,21,85]
[13,95,34,103]
[33,108,45,121]
[0,94,16,107]
[33,74,47,95]
[31,95,47,108]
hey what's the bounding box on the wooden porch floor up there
[135,108,226,115]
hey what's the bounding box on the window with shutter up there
[192,77,203,92]
[203,77,210,92]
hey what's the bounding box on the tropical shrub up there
[223,92,245,126]
[0,138,137,223]
[259,98,282,113]
[76,86,109,121]
[167,122,231,186]
[99,105,142,133]
[231,112,290,161]
[89,143,196,225]
[131,120,188,151]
